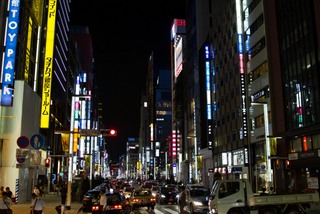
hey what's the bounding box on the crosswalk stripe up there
[163,208,178,214]
[154,210,165,214]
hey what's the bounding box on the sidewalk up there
[11,192,83,214]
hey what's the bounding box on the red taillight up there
[92,205,100,211]
[150,198,156,202]
[111,204,122,210]
[133,198,141,202]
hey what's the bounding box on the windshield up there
[190,189,209,197]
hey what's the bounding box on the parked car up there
[129,188,156,210]
[82,189,130,213]
[185,187,210,214]
[156,186,179,205]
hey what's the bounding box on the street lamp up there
[251,102,272,188]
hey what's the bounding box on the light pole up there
[251,102,272,188]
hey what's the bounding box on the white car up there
[185,187,210,214]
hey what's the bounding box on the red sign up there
[17,136,29,148]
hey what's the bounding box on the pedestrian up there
[0,192,12,214]
[98,188,108,213]
[81,172,90,200]
[33,186,40,197]
[178,186,187,214]
[30,192,45,214]
[60,183,67,205]
[5,187,13,199]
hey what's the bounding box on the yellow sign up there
[40,0,57,128]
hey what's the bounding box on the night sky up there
[70,1,185,161]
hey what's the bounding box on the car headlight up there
[210,204,218,214]
[193,201,203,206]
[161,194,166,198]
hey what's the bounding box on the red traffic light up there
[109,129,117,136]
[101,129,117,136]
[45,158,50,168]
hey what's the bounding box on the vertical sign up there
[1,0,21,106]
[40,0,58,128]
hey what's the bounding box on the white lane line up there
[163,208,178,214]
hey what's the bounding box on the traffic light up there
[101,129,117,136]
[45,158,50,168]
[275,159,280,169]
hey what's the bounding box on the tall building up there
[0,0,73,203]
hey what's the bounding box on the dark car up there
[156,186,179,205]
[82,190,130,213]
[82,189,101,212]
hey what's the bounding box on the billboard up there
[40,0,58,128]
[1,0,21,106]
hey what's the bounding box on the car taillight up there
[133,198,141,202]
[149,198,156,202]
[92,205,100,211]
[111,205,122,210]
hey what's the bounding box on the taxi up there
[129,188,156,210]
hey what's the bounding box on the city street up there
[11,191,320,214]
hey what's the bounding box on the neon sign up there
[1,0,21,106]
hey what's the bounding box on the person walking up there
[30,193,45,214]
[178,186,187,214]
[60,183,67,205]
[0,192,12,214]
[81,172,90,200]
[98,188,108,213]
[33,186,41,197]
[5,187,12,199]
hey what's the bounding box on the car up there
[129,188,156,210]
[82,189,101,212]
[122,186,135,199]
[156,186,179,205]
[185,187,210,214]
[185,184,206,190]
[82,189,130,213]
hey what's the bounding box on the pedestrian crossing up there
[129,206,179,214]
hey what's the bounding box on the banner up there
[61,133,69,152]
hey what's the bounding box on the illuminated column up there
[252,102,272,188]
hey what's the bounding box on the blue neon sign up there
[1,0,20,106]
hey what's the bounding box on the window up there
[218,182,240,198]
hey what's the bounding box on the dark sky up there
[70,1,185,161]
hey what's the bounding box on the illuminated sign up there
[236,0,247,137]
[171,19,186,40]
[1,0,21,106]
[40,0,57,128]
[174,38,183,78]
[205,45,212,120]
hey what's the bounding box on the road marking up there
[163,208,178,214]
[154,210,165,214]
